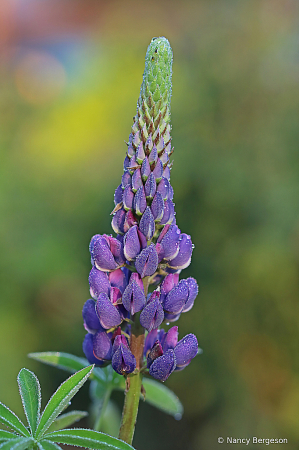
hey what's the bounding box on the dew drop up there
[166,322,170,326]
[174,413,182,421]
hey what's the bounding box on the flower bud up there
[123,184,134,211]
[93,329,113,360]
[144,172,156,199]
[114,184,123,205]
[163,279,189,314]
[141,157,151,181]
[139,207,155,241]
[149,349,176,381]
[140,291,164,331]
[152,158,163,182]
[182,277,198,313]
[132,168,142,192]
[157,224,180,261]
[122,273,146,315]
[123,225,146,261]
[135,243,158,277]
[133,185,147,215]
[111,208,126,235]
[83,333,106,365]
[167,233,193,270]
[112,335,136,375]
[161,326,178,352]
[109,268,127,293]
[89,267,110,299]
[174,333,198,370]
[151,192,164,221]
[146,340,163,367]
[96,293,122,329]
[157,177,170,200]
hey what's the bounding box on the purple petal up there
[151,192,164,221]
[123,155,130,170]
[123,184,134,211]
[149,349,176,381]
[156,135,164,153]
[82,299,102,333]
[135,244,158,278]
[160,199,175,225]
[122,280,146,315]
[163,166,171,180]
[157,225,180,261]
[145,134,153,152]
[93,236,118,272]
[174,334,198,369]
[127,143,135,158]
[144,329,159,356]
[121,170,132,188]
[168,234,193,270]
[183,277,199,312]
[161,273,180,295]
[123,210,138,232]
[129,272,144,290]
[149,145,158,165]
[132,168,142,192]
[93,330,113,360]
[105,235,125,266]
[141,157,151,181]
[164,280,189,314]
[112,334,129,352]
[112,344,136,375]
[157,177,170,200]
[164,312,181,322]
[111,208,126,235]
[114,184,123,205]
[124,225,141,261]
[83,333,105,365]
[152,158,163,182]
[110,286,122,305]
[96,293,122,329]
[133,186,147,215]
[140,298,164,332]
[89,266,110,299]
[109,268,127,293]
[168,184,174,200]
[162,326,178,352]
[144,172,156,199]
[136,142,145,163]
[139,207,155,241]
[146,341,163,368]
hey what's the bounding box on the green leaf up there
[46,410,88,433]
[44,428,135,450]
[0,402,30,437]
[29,352,106,384]
[38,441,62,450]
[142,377,184,418]
[0,430,17,443]
[0,437,33,449]
[35,365,93,439]
[17,368,41,436]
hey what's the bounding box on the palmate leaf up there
[38,441,62,450]
[29,352,107,385]
[44,428,135,450]
[142,377,183,418]
[0,430,17,442]
[46,410,88,433]
[17,368,41,436]
[0,437,33,449]
[29,351,184,417]
[35,365,93,439]
[0,402,30,437]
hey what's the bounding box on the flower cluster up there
[82,37,201,381]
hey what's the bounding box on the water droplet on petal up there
[174,413,182,420]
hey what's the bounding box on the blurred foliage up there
[0,0,299,449]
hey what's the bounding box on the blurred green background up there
[1,0,299,449]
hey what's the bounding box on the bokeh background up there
[1,0,299,449]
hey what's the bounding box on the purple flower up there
[139,207,155,241]
[140,291,164,331]
[112,335,136,375]
[93,329,113,361]
[156,224,180,262]
[149,349,176,382]
[82,299,102,333]
[90,234,125,272]
[96,293,122,329]
[174,334,198,370]
[124,225,147,261]
[167,233,193,270]
[135,244,158,277]
[83,333,106,366]
[122,273,146,315]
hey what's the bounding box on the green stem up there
[94,387,112,432]
[118,277,150,444]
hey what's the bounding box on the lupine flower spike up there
[82,36,201,444]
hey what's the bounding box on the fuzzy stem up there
[118,277,149,444]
